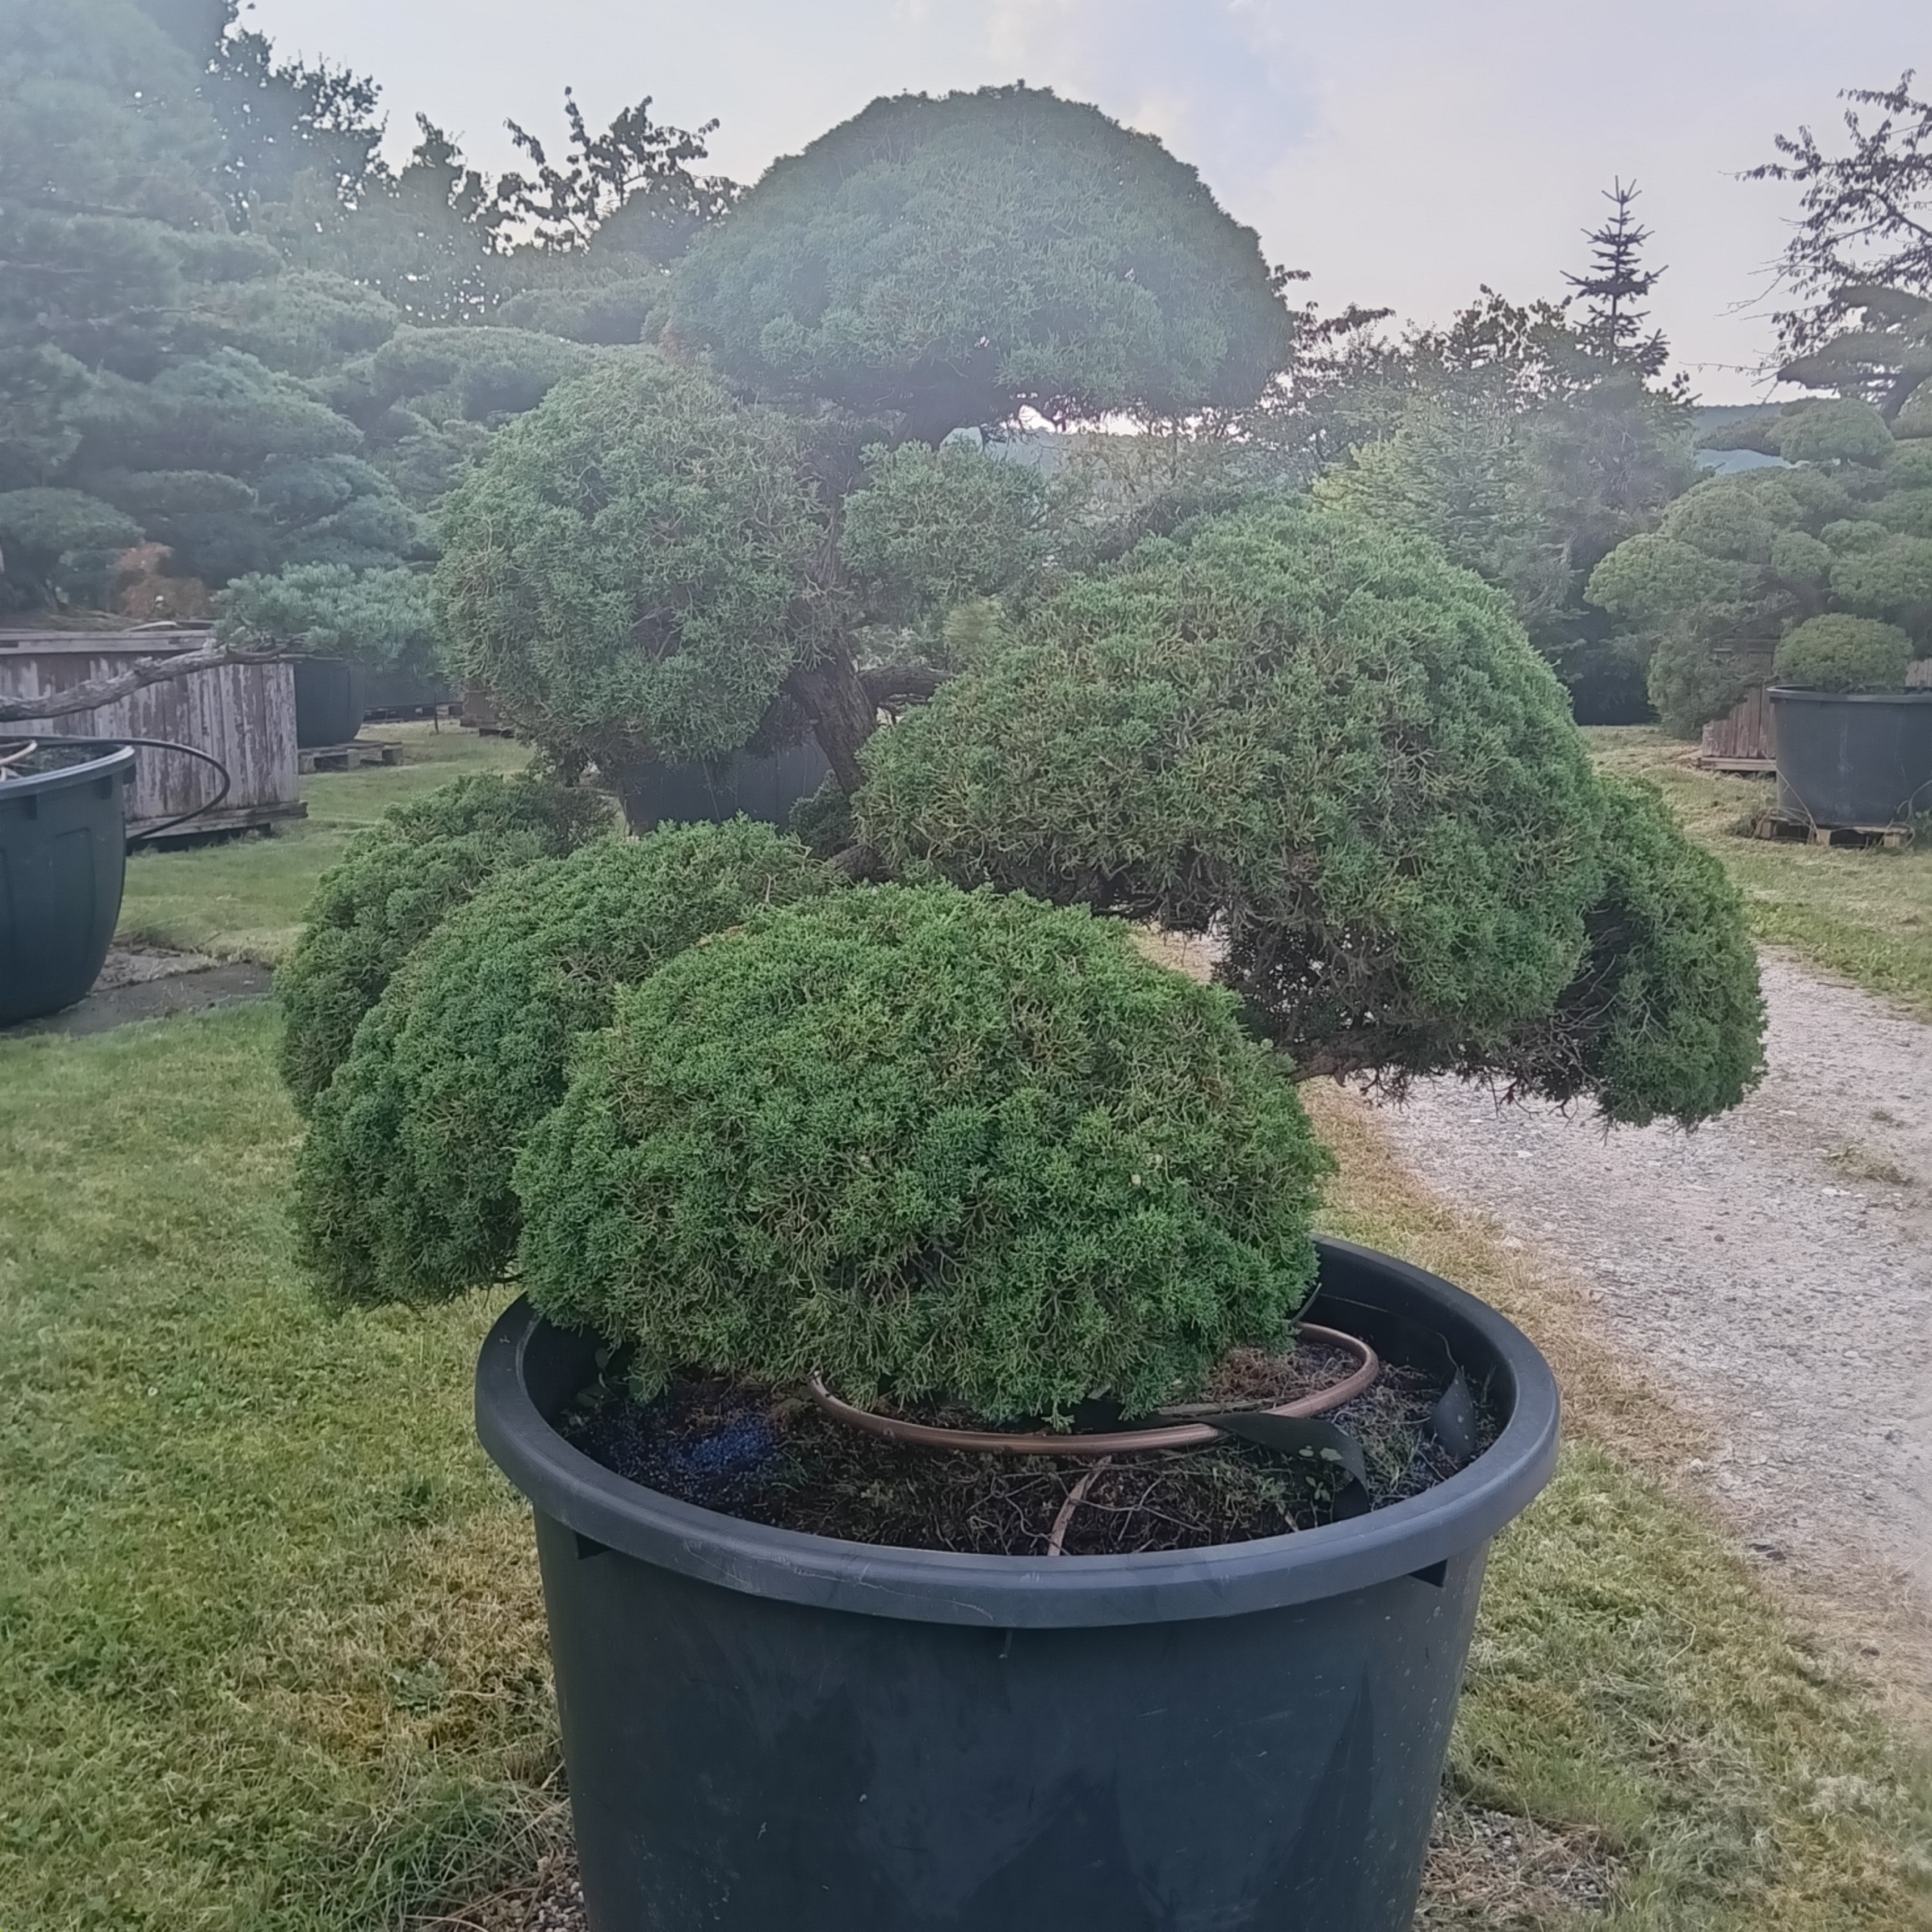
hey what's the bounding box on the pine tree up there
[1565,180,1669,376]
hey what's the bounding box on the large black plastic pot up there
[622,739,832,829]
[1770,686,1932,826]
[478,1237,1561,1932]
[293,657,369,749]
[0,743,136,1026]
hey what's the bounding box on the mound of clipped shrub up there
[514,885,1330,1423]
[857,498,1607,1086]
[297,821,834,1303]
[1773,614,1915,692]
[275,773,613,1112]
[1487,777,1764,1124]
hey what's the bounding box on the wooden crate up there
[1697,686,1775,774]
[0,627,305,837]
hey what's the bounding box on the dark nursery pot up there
[623,739,832,829]
[1769,686,1932,828]
[0,742,136,1026]
[292,657,370,749]
[477,1237,1561,1932]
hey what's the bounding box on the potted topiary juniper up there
[288,88,1767,1932]
[1767,614,1932,828]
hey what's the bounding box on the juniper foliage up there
[514,885,1328,1422]
[275,773,613,1112]
[296,822,833,1302]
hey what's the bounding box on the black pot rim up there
[1767,685,1932,705]
[476,1236,1561,1629]
[0,740,135,801]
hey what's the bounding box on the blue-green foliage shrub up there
[297,822,834,1302]
[514,885,1331,1423]
[275,774,614,1112]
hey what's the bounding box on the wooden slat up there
[0,632,299,823]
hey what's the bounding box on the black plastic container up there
[621,740,831,829]
[1770,686,1932,827]
[293,657,370,749]
[0,743,136,1026]
[478,1238,1561,1932]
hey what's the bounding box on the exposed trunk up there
[787,649,878,796]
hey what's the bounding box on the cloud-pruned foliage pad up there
[514,885,1330,1423]
[275,773,613,1112]
[297,821,835,1303]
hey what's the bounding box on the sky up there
[245,0,1924,403]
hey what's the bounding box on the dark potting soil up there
[558,1334,1499,1557]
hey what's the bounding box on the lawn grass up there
[2,997,1924,1929]
[1585,726,1932,1020]
[115,723,531,964]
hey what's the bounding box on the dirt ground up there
[1372,950,1932,1691]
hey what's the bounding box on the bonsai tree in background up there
[1772,612,1915,691]
[1587,399,1932,731]
[213,561,440,678]
[435,85,1299,801]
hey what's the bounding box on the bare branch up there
[0,643,293,724]
[859,663,948,709]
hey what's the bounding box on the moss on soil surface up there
[2,1002,1924,1929]
[1584,726,1932,1020]
[115,722,534,965]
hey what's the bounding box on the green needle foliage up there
[857,498,1613,1088]
[514,885,1330,1423]
[296,822,835,1303]
[433,352,833,807]
[275,773,613,1112]
[1774,612,1915,691]
[1489,776,1766,1124]
[671,84,1296,441]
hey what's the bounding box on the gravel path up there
[1372,952,1932,1622]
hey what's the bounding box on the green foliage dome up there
[297,822,835,1303]
[1775,398,1895,467]
[1774,614,1915,691]
[433,353,832,785]
[1828,537,1932,636]
[670,85,1297,438]
[856,498,1607,1084]
[1489,777,1764,1126]
[275,774,614,1112]
[513,884,1330,1423]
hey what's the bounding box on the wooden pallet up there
[1752,812,1911,850]
[129,798,309,844]
[298,738,401,774]
[1700,755,1777,777]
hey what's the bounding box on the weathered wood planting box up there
[0,627,305,838]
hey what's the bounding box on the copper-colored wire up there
[808,1323,1380,1460]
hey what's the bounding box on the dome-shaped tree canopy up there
[434,353,835,795]
[857,499,1614,1089]
[297,822,835,1304]
[514,884,1329,1423]
[670,85,1297,440]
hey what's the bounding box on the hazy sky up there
[247,0,1922,402]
